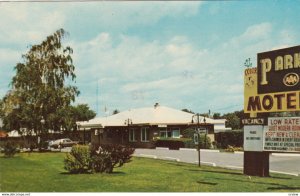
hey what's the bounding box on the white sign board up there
[197,128,207,134]
[193,133,199,145]
[264,117,300,152]
[244,125,264,152]
[158,124,167,128]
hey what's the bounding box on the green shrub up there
[155,136,211,150]
[64,145,91,174]
[154,138,185,150]
[215,131,243,149]
[64,144,135,174]
[224,145,243,152]
[181,128,195,138]
[181,128,212,149]
[198,135,212,149]
[183,139,195,148]
[90,144,135,173]
[1,142,19,158]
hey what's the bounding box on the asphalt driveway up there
[134,148,300,176]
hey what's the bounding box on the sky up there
[0,1,299,117]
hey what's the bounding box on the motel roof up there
[78,105,227,129]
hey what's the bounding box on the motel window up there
[172,128,180,138]
[159,128,172,138]
[129,128,138,142]
[159,127,179,138]
[106,129,113,139]
[141,127,149,142]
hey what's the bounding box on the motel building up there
[77,103,231,148]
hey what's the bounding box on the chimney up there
[154,103,160,109]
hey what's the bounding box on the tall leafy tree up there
[181,108,194,114]
[2,29,79,136]
[58,104,96,133]
[75,104,96,121]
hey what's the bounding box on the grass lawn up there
[0,152,299,192]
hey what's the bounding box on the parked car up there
[50,138,78,149]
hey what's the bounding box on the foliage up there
[181,128,195,138]
[64,144,135,174]
[222,110,244,130]
[90,144,135,173]
[58,104,96,132]
[1,142,19,157]
[38,140,50,151]
[64,145,91,174]
[181,128,212,149]
[154,138,186,150]
[1,28,79,136]
[213,113,221,119]
[224,145,244,152]
[112,109,120,115]
[215,131,243,149]
[182,138,195,148]
[181,108,194,114]
[75,104,96,121]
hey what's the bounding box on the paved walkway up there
[134,148,300,176]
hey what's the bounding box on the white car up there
[50,138,78,149]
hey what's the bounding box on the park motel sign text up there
[244,45,300,113]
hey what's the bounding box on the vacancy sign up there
[264,117,300,152]
[244,125,265,152]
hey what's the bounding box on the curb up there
[224,165,243,170]
[234,151,244,154]
[134,154,157,159]
[163,157,180,162]
[270,170,299,177]
[155,147,169,150]
[194,161,216,167]
[271,153,300,157]
[179,148,196,151]
[179,148,220,152]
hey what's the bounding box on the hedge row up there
[154,136,211,150]
[214,131,243,148]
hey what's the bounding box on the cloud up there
[64,1,203,29]
[71,30,248,114]
[0,3,66,46]
[1,2,299,116]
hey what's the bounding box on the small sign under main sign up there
[242,118,266,125]
[197,128,207,134]
[244,125,264,152]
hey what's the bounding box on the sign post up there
[194,132,200,167]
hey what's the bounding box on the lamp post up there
[124,118,132,144]
[191,114,206,167]
[40,118,45,144]
[203,117,207,149]
[99,129,104,145]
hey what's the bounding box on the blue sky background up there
[0,1,299,116]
